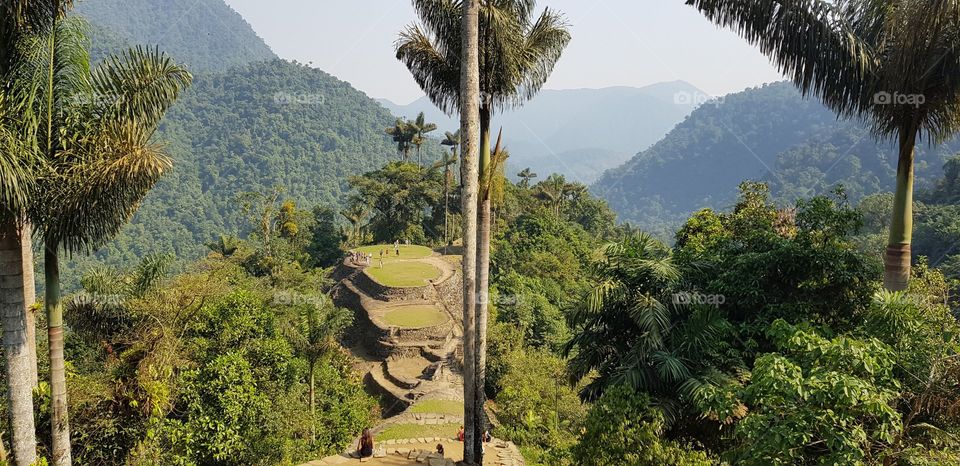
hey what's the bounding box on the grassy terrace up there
[382,305,448,328]
[357,244,434,261]
[377,423,460,442]
[365,261,441,287]
[409,400,464,416]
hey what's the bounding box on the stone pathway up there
[302,248,523,466]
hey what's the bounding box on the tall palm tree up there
[687,0,960,291]
[295,296,352,444]
[436,132,461,252]
[411,111,438,168]
[386,118,415,161]
[0,1,76,463]
[396,4,570,457]
[516,167,537,188]
[457,0,482,462]
[19,16,191,462]
[340,199,371,248]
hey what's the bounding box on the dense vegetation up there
[595,82,960,238]
[75,0,276,72]
[59,59,429,288]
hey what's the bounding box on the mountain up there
[74,0,276,71]
[379,81,704,183]
[61,2,417,282]
[594,81,960,237]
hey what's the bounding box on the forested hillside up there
[79,60,403,270]
[60,1,421,282]
[75,0,276,71]
[595,82,960,237]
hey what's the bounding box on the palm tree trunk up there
[45,245,72,466]
[884,125,918,291]
[21,224,38,388]
[473,102,492,464]
[0,220,37,466]
[459,0,481,463]
[309,359,316,444]
[444,170,450,254]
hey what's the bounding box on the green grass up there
[409,400,464,416]
[365,261,440,287]
[357,244,434,261]
[377,423,460,441]
[382,305,448,328]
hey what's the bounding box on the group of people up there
[348,250,372,266]
[354,426,492,460]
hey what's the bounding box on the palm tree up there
[535,174,569,216]
[565,234,680,399]
[386,118,415,161]
[397,4,570,457]
[0,1,75,463]
[19,17,191,462]
[340,199,371,248]
[457,0,481,462]
[435,133,461,252]
[517,167,537,188]
[411,111,438,168]
[687,0,960,291]
[295,295,352,444]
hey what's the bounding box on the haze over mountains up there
[594,82,960,237]
[379,81,703,183]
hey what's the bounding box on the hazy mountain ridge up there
[594,81,960,236]
[379,81,704,183]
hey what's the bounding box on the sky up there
[223,0,786,105]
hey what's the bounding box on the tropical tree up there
[457,0,482,461]
[0,1,76,463]
[687,0,960,291]
[18,16,191,462]
[517,167,537,188]
[293,295,352,444]
[396,3,570,457]
[340,199,371,248]
[565,234,684,401]
[410,111,438,168]
[386,118,416,161]
[434,135,460,251]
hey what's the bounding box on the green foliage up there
[733,320,901,465]
[75,0,276,72]
[60,248,373,465]
[572,385,714,466]
[493,350,586,465]
[348,161,443,244]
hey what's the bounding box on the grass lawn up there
[409,400,464,416]
[377,423,460,441]
[366,261,440,287]
[382,305,448,328]
[357,244,434,261]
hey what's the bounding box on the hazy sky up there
[223,0,785,105]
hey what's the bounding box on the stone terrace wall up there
[353,269,439,302]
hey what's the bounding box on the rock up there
[428,459,447,466]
